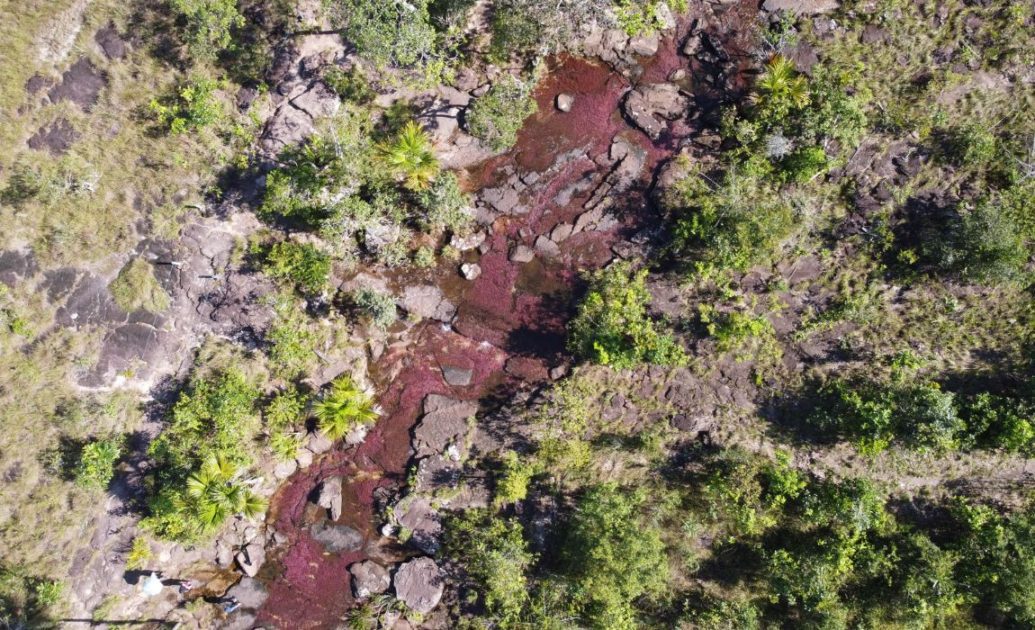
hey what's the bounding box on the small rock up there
[442,366,474,387]
[550,223,574,243]
[308,431,333,454]
[216,541,234,568]
[555,93,574,112]
[450,231,486,251]
[534,235,561,259]
[226,577,268,610]
[549,364,569,380]
[628,34,660,57]
[394,557,444,614]
[460,262,481,280]
[317,476,343,521]
[236,542,265,578]
[295,448,314,469]
[345,423,369,446]
[668,68,687,82]
[350,561,391,599]
[509,244,535,263]
[273,459,297,479]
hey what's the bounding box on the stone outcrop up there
[350,561,391,599]
[316,476,343,521]
[622,83,689,141]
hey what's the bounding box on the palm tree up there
[755,55,809,117]
[379,121,440,191]
[186,454,266,531]
[314,376,378,441]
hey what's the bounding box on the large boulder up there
[622,83,689,141]
[395,496,443,554]
[235,542,265,578]
[394,557,444,614]
[316,476,343,521]
[350,561,391,599]
[762,0,839,14]
[226,577,268,610]
[400,285,456,322]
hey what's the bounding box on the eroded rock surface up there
[394,557,444,615]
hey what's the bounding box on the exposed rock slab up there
[622,83,689,140]
[310,521,363,553]
[413,396,478,458]
[48,58,106,111]
[316,476,343,521]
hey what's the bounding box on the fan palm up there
[755,55,809,116]
[379,121,440,191]
[186,454,266,531]
[314,376,379,441]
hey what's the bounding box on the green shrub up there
[960,392,1035,453]
[940,123,998,168]
[263,241,331,294]
[561,483,667,628]
[74,437,123,489]
[466,76,539,152]
[445,511,534,625]
[0,567,63,628]
[170,0,245,61]
[489,0,610,59]
[779,145,828,183]
[568,262,686,369]
[415,171,473,233]
[149,77,223,134]
[323,66,375,104]
[109,258,170,314]
[613,1,680,36]
[331,0,437,68]
[670,166,796,273]
[494,451,536,506]
[148,369,260,476]
[125,537,152,571]
[314,376,378,441]
[348,288,397,329]
[266,296,318,379]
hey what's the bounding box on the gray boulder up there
[622,83,689,140]
[413,396,478,458]
[394,557,444,614]
[310,521,363,554]
[350,561,391,599]
[316,476,343,521]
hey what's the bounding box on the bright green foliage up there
[699,306,776,354]
[347,288,397,329]
[74,437,123,489]
[144,369,262,541]
[489,0,611,59]
[265,388,307,461]
[951,500,1035,626]
[331,0,436,68]
[812,379,965,455]
[149,78,223,135]
[613,1,682,36]
[149,369,260,476]
[568,262,686,369]
[263,241,330,294]
[109,258,170,314]
[446,511,535,625]
[494,451,536,507]
[960,392,1035,453]
[754,56,809,123]
[941,123,998,168]
[702,449,779,536]
[561,483,667,628]
[266,296,318,380]
[670,166,796,273]
[415,171,473,233]
[466,76,539,152]
[170,0,245,61]
[314,376,378,441]
[183,454,266,530]
[799,478,889,534]
[778,145,827,183]
[378,121,440,191]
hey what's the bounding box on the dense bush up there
[0,566,63,629]
[74,437,123,490]
[149,77,223,134]
[445,511,534,625]
[415,171,473,233]
[330,0,436,68]
[346,288,397,329]
[568,262,686,368]
[170,0,245,61]
[378,121,439,191]
[924,201,1028,284]
[489,0,611,59]
[669,165,796,274]
[465,76,539,152]
[263,241,331,294]
[561,483,667,628]
[144,369,262,541]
